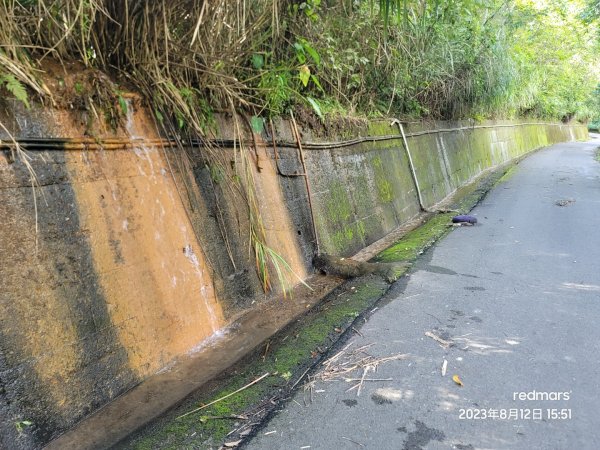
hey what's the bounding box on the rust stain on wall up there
[62,102,225,376]
[1,104,228,442]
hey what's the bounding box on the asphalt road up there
[245,136,600,450]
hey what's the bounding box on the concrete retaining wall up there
[299,120,587,256]
[0,99,588,448]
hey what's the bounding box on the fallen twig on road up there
[341,436,365,447]
[291,367,312,389]
[316,344,408,383]
[425,331,453,349]
[351,326,364,337]
[344,378,393,382]
[356,366,371,397]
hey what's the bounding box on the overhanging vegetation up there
[0,0,598,124]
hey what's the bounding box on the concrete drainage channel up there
[111,162,515,450]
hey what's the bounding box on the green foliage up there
[508,0,600,121]
[298,65,310,87]
[292,0,321,21]
[0,73,30,108]
[154,109,164,124]
[306,96,324,120]
[0,0,598,123]
[74,81,84,94]
[581,0,600,24]
[292,0,600,121]
[251,34,324,119]
[294,38,321,66]
[257,69,295,116]
[251,53,265,70]
[250,115,265,133]
[117,94,127,115]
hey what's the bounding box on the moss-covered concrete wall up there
[305,120,588,256]
[303,140,420,256]
[0,99,587,449]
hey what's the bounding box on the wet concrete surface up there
[245,136,600,449]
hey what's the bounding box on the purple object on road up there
[452,214,478,224]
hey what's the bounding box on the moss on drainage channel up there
[374,213,454,263]
[493,165,518,186]
[118,277,389,450]
[374,162,517,264]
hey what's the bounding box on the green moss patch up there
[374,213,453,263]
[326,181,353,226]
[494,165,518,185]
[373,156,394,203]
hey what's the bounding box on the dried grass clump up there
[1,1,282,128]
